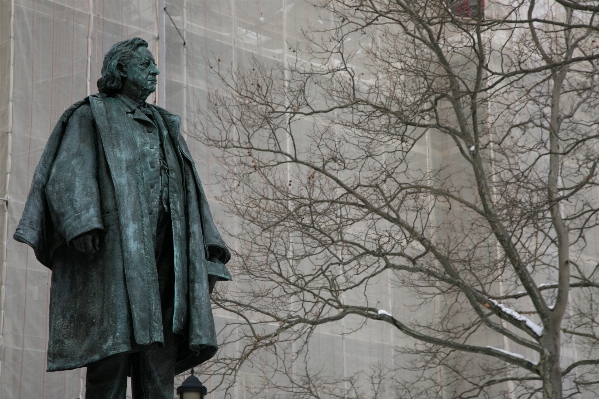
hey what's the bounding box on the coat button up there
[150,183,156,189]
[150,162,156,168]
[149,145,155,149]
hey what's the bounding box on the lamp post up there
[176,369,208,399]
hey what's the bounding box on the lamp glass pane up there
[182,392,202,399]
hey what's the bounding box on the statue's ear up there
[117,62,128,78]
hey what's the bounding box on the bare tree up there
[195,0,599,398]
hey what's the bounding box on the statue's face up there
[121,47,160,100]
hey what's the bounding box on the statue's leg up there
[85,352,129,399]
[129,306,178,399]
[130,209,179,399]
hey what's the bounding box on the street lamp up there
[176,369,208,399]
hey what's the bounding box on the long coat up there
[14,94,232,374]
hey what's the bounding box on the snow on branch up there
[487,346,538,366]
[490,299,543,336]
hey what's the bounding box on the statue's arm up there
[46,105,104,253]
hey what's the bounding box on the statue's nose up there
[151,65,160,76]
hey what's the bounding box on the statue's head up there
[97,37,159,102]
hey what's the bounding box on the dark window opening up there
[449,0,485,19]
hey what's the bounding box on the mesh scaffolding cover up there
[0,0,325,397]
[0,1,593,399]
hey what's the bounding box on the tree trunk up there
[540,329,563,399]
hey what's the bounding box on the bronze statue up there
[14,38,231,399]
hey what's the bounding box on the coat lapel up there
[89,95,163,346]
[152,106,219,351]
[132,108,156,128]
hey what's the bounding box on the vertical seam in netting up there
[70,1,75,104]
[43,2,57,399]
[120,0,123,40]
[0,0,14,386]
[87,0,94,97]
[48,1,59,397]
[80,0,95,389]
[158,0,166,108]
[17,0,38,395]
[100,0,104,61]
[182,0,187,140]
[64,2,77,396]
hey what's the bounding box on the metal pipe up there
[164,7,186,46]
[158,0,166,108]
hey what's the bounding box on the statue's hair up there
[97,37,149,94]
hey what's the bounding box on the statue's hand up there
[207,247,223,263]
[71,230,101,254]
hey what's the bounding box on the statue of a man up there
[14,37,232,399]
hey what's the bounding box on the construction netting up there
[0,1,398,398]
[0,0,243,397]
[2,1,591,399]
